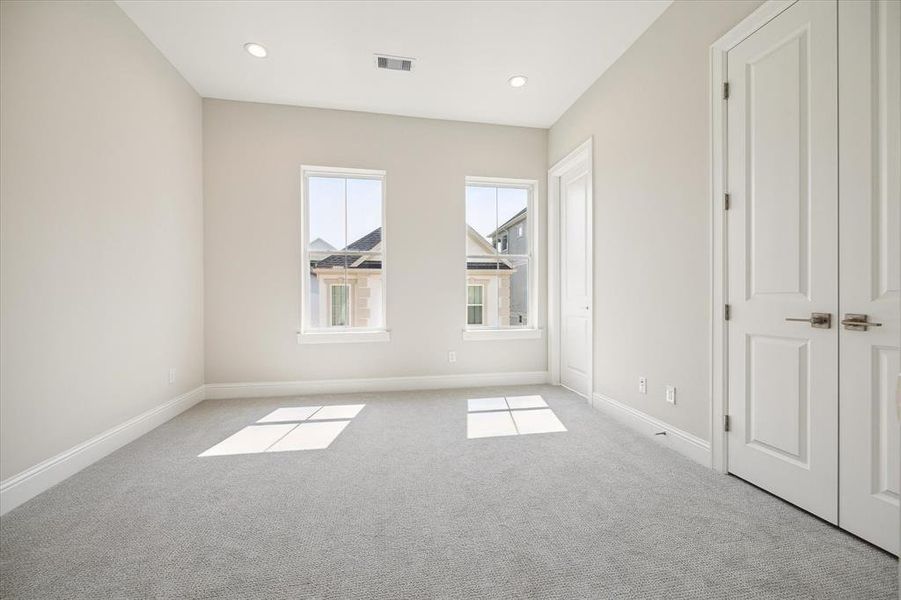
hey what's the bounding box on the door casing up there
[548,137,593,400]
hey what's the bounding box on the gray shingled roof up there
[312,228,381,270]
[346,228,381,251]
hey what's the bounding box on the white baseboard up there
[205,370,550,400]
[592,392,711,467]
[0,385,205,516]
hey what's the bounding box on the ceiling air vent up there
[375,54,414,72]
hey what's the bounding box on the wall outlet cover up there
[665,385,676,404]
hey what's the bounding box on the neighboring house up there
[310,226,518,328]
[466,225,513,328]
[488,208,528,326]
[310,229,384,328]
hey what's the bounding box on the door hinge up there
[724,193,731,210]
[723,81,730,100]
[724,304,731,321]
[724,415,731,432]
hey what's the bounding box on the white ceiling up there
[117,1,671,128]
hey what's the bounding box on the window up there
[329,284,351,326]
[467,284,484,325]
[300,166,388,343]
[464,177,539,340]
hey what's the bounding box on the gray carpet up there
[0,385,897,599]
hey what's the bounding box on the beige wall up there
[0,1,204,479]
[204,99,547,383]
[0,0,764,478]
[548,0,763,440]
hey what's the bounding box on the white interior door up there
[559,158,592,398]
[726,0,839,523]
[837,0,900,555]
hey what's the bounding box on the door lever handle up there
[841,314,882,331]
[785,313,832,329]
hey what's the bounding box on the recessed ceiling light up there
[244,42,268,58]
[508,75,528,88]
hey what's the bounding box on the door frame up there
[709,0,798,472]
[547,137,593,400]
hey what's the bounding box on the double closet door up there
[725,0,900,554]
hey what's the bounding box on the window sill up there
[462,328,542,341]
[297,330,390,344]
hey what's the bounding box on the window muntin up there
[465,179,535,330]
[302,167,386,336]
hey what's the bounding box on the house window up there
[464,177,538,339]
[467,285,484,325]
[300,166,388,344]
[330,284,351,326]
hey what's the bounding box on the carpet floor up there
[1,384,897,599]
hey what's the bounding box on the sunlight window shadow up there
[199,404,364,457]
[467,397,508,412]
[467,411,518,438]
[257,406,322,423]
[199,424,297,457]
[466,395,566,439]
[268,421,350,451]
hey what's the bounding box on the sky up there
[465,185,527,240]
[308,177,382,249]
[307,177,527,250]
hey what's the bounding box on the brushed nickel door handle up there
[841,313,882,331]
[785,312,832,329]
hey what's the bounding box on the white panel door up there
[838,0,900,555]
[726,0,839,523]
[560,165,592,398]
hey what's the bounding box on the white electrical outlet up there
[448,351,457,363]
[168,368,176,384]
[638,377,647,394]
[666,385,676,405]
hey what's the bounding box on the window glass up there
[305,170,385,331]
[346,178,382,247]
[497,187,528,255]
[467,285,484,325]
[465,182,532,329]
[308,177,346,251]
[506,256,529,327]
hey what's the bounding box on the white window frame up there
[463,176,541,341]
[299,165,389,344]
